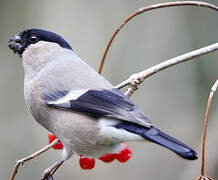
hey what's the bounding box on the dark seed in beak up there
[8,35,24,55]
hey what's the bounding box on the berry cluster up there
[48,133,132,170]
[48,133,64,149]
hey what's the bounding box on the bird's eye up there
[30,36,39,43]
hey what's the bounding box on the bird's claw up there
[41,170,54,180]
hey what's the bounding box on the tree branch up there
[196,79,218,180]
[9,139,59,180]
[113,43,218,97]
[98,1,218,74]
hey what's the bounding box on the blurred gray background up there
[1,0,218,179]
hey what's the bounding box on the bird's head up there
[8,29,72,56]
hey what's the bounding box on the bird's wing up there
[43,89,152,127]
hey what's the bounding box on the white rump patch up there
[99,118,143,143]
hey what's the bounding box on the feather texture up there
[115,122,198,160]
[44,89,152,127]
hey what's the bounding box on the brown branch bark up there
[196,79,218,180]
[98,1,218,74]
[9,139,59,180]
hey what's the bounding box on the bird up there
[9,29,197,180]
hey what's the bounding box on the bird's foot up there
[41,160,64,180]
[41,169,54,180]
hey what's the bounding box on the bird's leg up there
[41,159,65,180]
[51,160,64,175]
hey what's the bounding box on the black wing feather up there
[44,89,152,127]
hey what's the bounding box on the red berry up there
[115,143,132,163]
[99,153,116,163]
[79,155,95,169]
[48,133,64,150]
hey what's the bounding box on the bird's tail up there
[115,122,198,160]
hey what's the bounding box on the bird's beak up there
[8,35,24,55]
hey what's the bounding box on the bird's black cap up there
[9,29,72,55]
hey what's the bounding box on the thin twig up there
[9,139,59,180]
[196,79,218,180]
[113,43,218,97]
[98,1,218,74]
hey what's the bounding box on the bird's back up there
[37,48,113,92]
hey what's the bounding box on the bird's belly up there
[32,106,120,157]
[74,143,123,158]
[24,82,126,158]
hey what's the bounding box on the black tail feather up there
[115,122,197,160]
